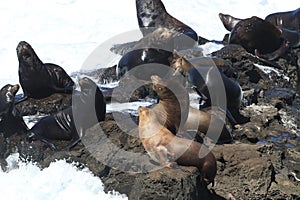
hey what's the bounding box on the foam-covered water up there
[0,0,299,198]
[0,153,127,200]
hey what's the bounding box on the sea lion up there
[138,106,217,186]
[151,75,233,143]
[279,28,300,48]
[228,16,290,60]
[170,50,237,78]
[28,77,106,150]
[151,75,189,134]
[265,8,300,32]
[0,84,28,137]
[185,106,233,144]
[136,0,198,49]
[117,28,174,80]
[17,41,75,100]
[219,13,300,48]
[187,66,249,124]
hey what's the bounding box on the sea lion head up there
[218,13,242,31]
[0,84,19,122]
[78,77,98,97]
[16,41,41,69]
[150,75,170,98]
[77,77,106,122]
[170,50,192,76]
[138,106,150,127]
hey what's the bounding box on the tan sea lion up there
[138,106,217,186]
[170,50,237,78]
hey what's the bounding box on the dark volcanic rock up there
[110,75,156,103]
[213,143,300,199]
[71,65,118,85]
[15,93,72,116]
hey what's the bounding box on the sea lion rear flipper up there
[28,132,58,151]
[225,110,238,127]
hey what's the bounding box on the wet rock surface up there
[15,93,72,116]
[1,42,300,199]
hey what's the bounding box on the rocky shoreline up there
[1,43,299,199]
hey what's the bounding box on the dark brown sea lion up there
[136,0,198,49]
[0,84,28,137]
[170,53,247,125]
[17,41,75,100]
[28,77,106,150]
[185,106,233,144]
[138,106,217,186]
[151,75,189,134]
[279,28,300,48]
[117,28,174,80]
[228,16,290,60]
[265,8,300,32]
[187,66,249,125]
[151,75,233,144]
[219,13,300,48]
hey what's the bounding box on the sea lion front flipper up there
[15,96,28,104]
[60,137,81,151]
[151,145,180,169]
[28,131,58,151]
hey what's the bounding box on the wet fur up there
[17,41,74,99]
[136,0,198,44]
[28,77,106,150]
[228,16,290,59]
[138,106,217,186]
[0,84,28,137]
[151,75,189,134]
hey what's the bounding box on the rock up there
[110,75,156,103]
[264,88,296,108]
[15,93,72,116]
[212,143,300,199]
[71,65,118,85]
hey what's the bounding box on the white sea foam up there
[254,63,290,81]
[0,153,128,200]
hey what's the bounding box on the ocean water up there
[0,0,299,199]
